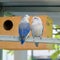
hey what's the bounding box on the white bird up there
[31,16,44,47]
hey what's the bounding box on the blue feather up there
[19,22,30,44]
[20,39,25,44]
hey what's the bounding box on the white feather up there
[32,16,42,24]
[20,14,30,39]
[21,14,30,23]
[31,16,43,37]
[31,16,44,47]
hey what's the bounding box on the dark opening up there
[3,20,13,30]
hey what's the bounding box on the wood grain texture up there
[0,16,21,36]
[0,41,53,50]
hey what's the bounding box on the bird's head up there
[23,14,30,23]
[32,16,42,24]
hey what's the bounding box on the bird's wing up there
[19,22,30,37]
[31,23,43,37]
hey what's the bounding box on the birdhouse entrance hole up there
[3,20,13,30]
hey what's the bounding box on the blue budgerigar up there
[19,15,30,44]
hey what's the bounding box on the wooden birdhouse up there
[0,16,53,50]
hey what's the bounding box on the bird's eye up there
[34,17,37,19]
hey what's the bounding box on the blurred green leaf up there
[50,50,60,60]
[51,25,60,60]
[55,35,60,39]
[55,25,60,28]
[7,50,14,55]
[4,12,15,16]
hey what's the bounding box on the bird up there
[18,15,30,44]
[31,16,44,47]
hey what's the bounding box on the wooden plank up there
[0,41,53,50]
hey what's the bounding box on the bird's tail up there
[21,38,25,44]
[35,42,39,47]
